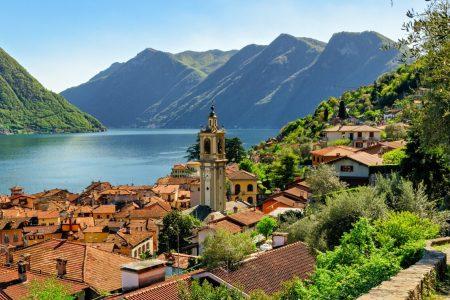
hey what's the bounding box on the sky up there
[0,0,427,92]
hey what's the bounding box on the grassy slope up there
[0,48,105,134]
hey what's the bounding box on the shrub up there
[256,216,278,238]
[382,148,407,164]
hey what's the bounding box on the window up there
[340,165,354,172]
[3,235,9,244]
[247,197,253,204]
[13,233,18,242]
[349,133,354,140]
[38,235,44,239]
[247,184,253,192]
[235,184,241,195]
[204,138,211,154]
[369,132,374,138]
[28,236,35,240]
[357,132,362,138]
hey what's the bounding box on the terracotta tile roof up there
[3,239,136,293]
[0,196,10,204]
[23,225,59,235]
[144,197,172,212]
[327,151,384,166]
[152,185,179,195]
[37,210,60,219]
[208,219,242,234]
[310,145,359,156]
[113,270,204,300]
[210,242,315,295]
[172,164,188,170]
[227,169,258,181]
[379,140,406,149]
[83,242,115,252]
[283,187,308,200]
[116,231,153,247]
[75,206,94,214]
[129,208,165,220]
[270,195,304,208]
[227,210,264,227]
[0,265,88,300]
[75,217,95,228]
[83,226,107,233]
[323,124,381,132]
[100,189,136,196]
[156,177,199,186]
[93,205,116,214]
[0,219,29,230]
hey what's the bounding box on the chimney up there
[121,260,166,292]
[272,232,288,248]
[21,253,31,271]
[56,258,67,277]
[18,261,27,282]
[5,246,14,266]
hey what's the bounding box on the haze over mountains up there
[62,31,401,129]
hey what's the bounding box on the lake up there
[0,129,278,194]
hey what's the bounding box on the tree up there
[158,211,201,253]
[384,124,408,140]
[288,187,388,251]
[256,216,278,238]
[400,130,450,200]
[338,100,347,119]
[306,164,347,202]
[202,229,255,270]
[374,173,436,218]
[323,107,329,121]
[268,150,300,189]
[185,136,200,161]
[396,0,450,155]
[27,278,73,300]
[179,280,244,300]
[382,148,407,165]
[226,137,246,163]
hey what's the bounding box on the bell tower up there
[199,105,227,212]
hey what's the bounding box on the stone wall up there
[357,237,449,300]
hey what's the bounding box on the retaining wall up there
[357,237,449,300]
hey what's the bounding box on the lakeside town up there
[0,105,416,299]
[0,0,449,299]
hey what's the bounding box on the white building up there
[323,125,381,148]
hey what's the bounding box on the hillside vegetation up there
[0,48,104,134]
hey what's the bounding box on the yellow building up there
[37,210,61,226]
[226,168,258,205]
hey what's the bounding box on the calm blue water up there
[0,129,278,194]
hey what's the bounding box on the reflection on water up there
[0,129,278,194]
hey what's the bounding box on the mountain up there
[62,31,400,129]
[0,48,104,134]
[174,49,238,76]
[61,49,206,127]
[153,31,400,128]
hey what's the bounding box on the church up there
[198,105,227,212]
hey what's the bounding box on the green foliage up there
[26,277,73,300]
[373,173,436,217]
[396,0,450,155]
[281,213,439,299]
[328,138,351,146]
[268,150,300,190]
[256,216,278,238]
[202,229,255,270]
[384,123,408,140]
[140,250,152,260]
[226,137,246,163]
[158,210,201,253]
[178,279,244,300]
[305,164,348,202]
[289,187,388,251]
[0,48,104,134]
[338,100,347,119]
[400,130,450,200]
[382,148,407,165]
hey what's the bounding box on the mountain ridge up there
[0,47,104,134]
[61,31,401,129]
